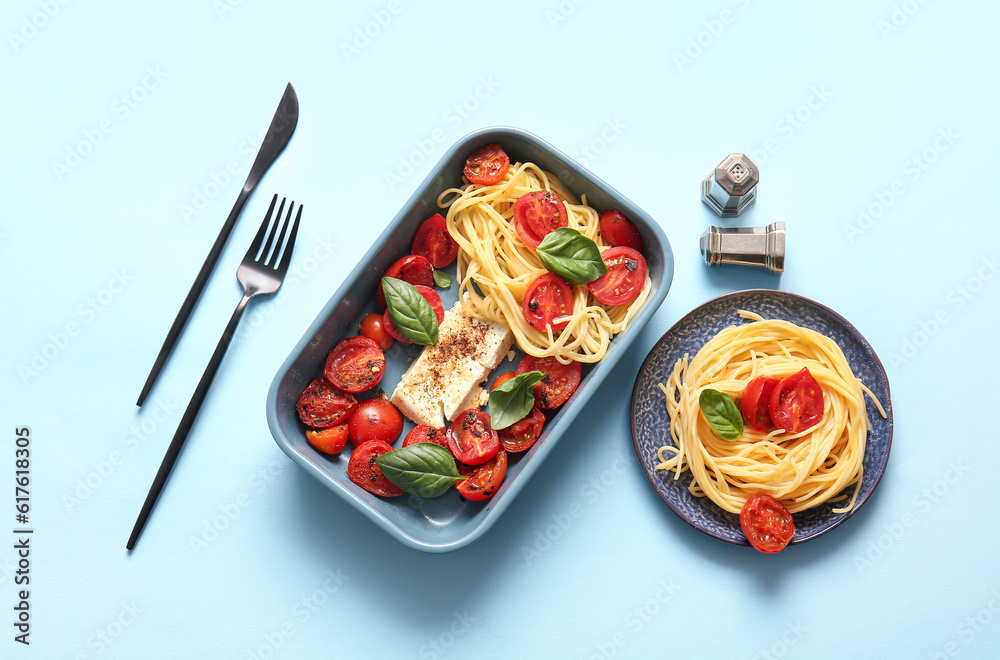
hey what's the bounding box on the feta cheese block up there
[390,301,514,428]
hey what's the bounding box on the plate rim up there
[629,288,894,547]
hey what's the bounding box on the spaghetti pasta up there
[437,162,651,364]
[655,311,886,515]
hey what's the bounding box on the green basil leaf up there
[382,276,439,345]
[375,442,462,498]
[432,269,452,289]
[535,228,608,285]
[489,370,545,430]
[698,389,744,441]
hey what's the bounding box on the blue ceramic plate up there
[631,290,892,546]
[267,127,673,553]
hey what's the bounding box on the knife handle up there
[135,185,252,407]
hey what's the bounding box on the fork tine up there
[266,201,294,268]
[258,197,286,263]
[274,204,302,276]
[245,194,278,262]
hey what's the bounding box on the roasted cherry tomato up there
[359,312,393,350]
[463,143,509,186]
[516,355,582,409]
[446,408,499,466]
[522,272,573,333]
[347,439,404,497]
[456,449,508,501]
[740,493,795,553]
[741,376,780,432]
[296,378,357,428]
[305,423,349,454]
[348,398,404,447]
[769,368,825,433]
[490,371,516,391]
[499,406,545,453]
[376,254,434,309]
[382,284,444,343]
[412,213,459,268]
[599,209,644,251]
[402,424,447,449]
[513,190,569,248]
[588,246,647,306]
[323,336,385,393]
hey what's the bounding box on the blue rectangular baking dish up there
[266,126,674,552]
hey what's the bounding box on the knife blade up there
[136,82,299,407]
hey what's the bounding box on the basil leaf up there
[382,276,439,345]
[433,269,452,289]
[535,228,608,285]
[489,370,545,430]
[699,389,744,441]
[375,442,462,498]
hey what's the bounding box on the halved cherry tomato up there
[490,372,516,391]
[296,378,357,428]
[741,376,780,432]
[588,246,647,306]
[306,423,349,454]
[769,368,825,433]
[323,336,385,393]
[359,312,393,350]
[376,254,434,309]
[463,143,509,186]
[347,439,404,497]
[499,406,545,453]
[348,398,404,447]
[456,449,507,501]
[412,213,459,268]
[522,272,573,333]
[599,209,644,251]
[513,190,569,248]
[740,493,795,553]
[516,355,582,409]
[382,284,444,343]
[402,424,447,449]
[446,409,499,466]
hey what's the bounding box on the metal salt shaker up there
[701,153,759,217]
[700,222,785,273]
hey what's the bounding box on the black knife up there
[136,82,299,407]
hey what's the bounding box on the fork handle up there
[136,187,253,407]
[127,292,253,551]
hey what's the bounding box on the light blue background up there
[2,1,999,658]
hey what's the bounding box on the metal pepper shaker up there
[701,153,759,217]
[700,222,785,273]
